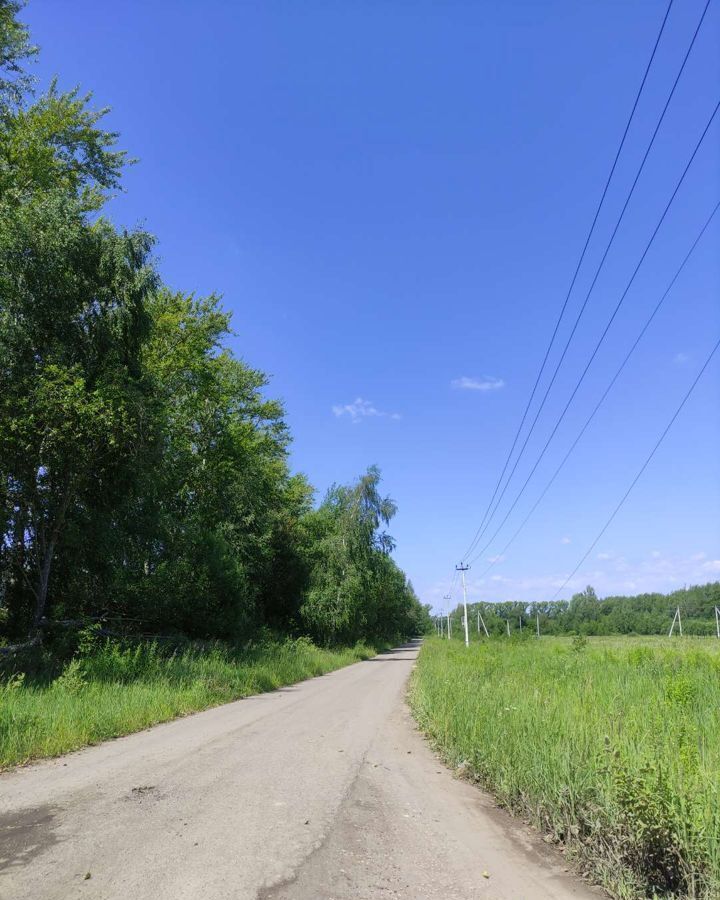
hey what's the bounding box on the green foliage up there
[571,633,588,652]
[0,3,424,655]
[0,636,377,768]
[449,582,720,641]
[410,637,720,899]
[0,0,37,108]
[299,466,426,645]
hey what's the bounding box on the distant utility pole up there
[519,616,523,634]
[536,612,540,639]
[669,606,683,637]
[443,594,452,640]
[715,606,719,639]
[456,564,470,648]
[506,618,510,637]
[477,606,489,638]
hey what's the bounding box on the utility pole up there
[443,594,451,639]
[506,618,510,637]
[715,606,720,639]
[669,606,683,637]
[477,606,489,638]
[456,564,470,647]
[536,612,540,638]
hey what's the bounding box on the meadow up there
[0,634,375,769]
[409,635,720,899]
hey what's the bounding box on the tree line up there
[446,582,720,637]
[0,2,430,650]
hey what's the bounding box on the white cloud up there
[332,397,400,423]
[460,550,720,606]
[423,550,720,614]
[451,375,505,392]
[560,536,571,545]
[597,552,612,560]
[673,352,689,365]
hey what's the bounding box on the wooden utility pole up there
[456,564,470,647]
[715,606,719,639]
[536,612,540,638]
[443,594,451,639]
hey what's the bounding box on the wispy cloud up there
[460,550,719,606]
[673,352,690,365]
[451,375,505,392]
[332,397,401,424]
[560,536,571,545]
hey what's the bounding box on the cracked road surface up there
[0,641,602,899]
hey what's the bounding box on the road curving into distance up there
[0,641,602,899]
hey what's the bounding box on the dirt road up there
[0,641,601,899]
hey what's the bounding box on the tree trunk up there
[30,479,73,631]
[33,536,55,628]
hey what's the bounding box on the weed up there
[0,637,375,768]
[409,636,720,899]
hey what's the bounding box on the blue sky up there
[24,0,720,612]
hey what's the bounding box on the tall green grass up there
[0,635,375,769]
[409,636,720,899]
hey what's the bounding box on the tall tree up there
[0,0,36,108]
[0,191,157,632]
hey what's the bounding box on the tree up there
[0,191,157,633]
[300,467,425,645]
[0,0,36,108]
[0,2,425,652]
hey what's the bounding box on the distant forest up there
[450,582,720,637]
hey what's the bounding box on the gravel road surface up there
[0,641,602,899]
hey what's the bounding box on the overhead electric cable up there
[549,335,720,601]
[470,200,719,577]
[462,0,711,561]
[465,99,719,566]
[460,0,677,561]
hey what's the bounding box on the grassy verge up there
[0,635,376,769]
[409,636,720,899]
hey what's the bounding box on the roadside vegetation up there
[410,634,720,899]
[0,1,430,761]
[0,631,378,769]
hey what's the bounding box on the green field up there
[409,635,720,899]
[0,636,375,770]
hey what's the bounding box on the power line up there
[465,0,713,559]
[550,335,720,600]
[470,199,720,577]
[462,0,711,561]
[466,96,720,566]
